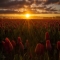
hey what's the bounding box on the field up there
[0,18,60,60]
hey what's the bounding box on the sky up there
[0,0,60,14]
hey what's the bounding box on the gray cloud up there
[0,9,19,14]
[0,0,60,14]
[45,0,59,4]
[0,0,60,8]
[0,0,26,8]
[0,0,9,4]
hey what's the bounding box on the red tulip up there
[11,40,16,48]
[19,42,24,52]
[17,37,22,44]
[5,38,10,44]
[46,40,52,51]
[35,43,44,56]
[2,41,5,48]
[25,40,29,48]
[5,38,13,52]
[45,32,50,40]
[57,41,60,50]
[9,42,13,52]
[2,41,8,51]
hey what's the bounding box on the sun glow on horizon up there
[25,14,30,18]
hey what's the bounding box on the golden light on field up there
[25,14,30,18]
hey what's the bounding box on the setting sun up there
[25,14,30,18]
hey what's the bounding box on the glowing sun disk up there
[25,14,30,18]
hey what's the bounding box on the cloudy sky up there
[0,0,60,14]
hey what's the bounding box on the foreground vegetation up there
[0,18,60,60]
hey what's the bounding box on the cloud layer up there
[0,0,60,14]
[0,0,60,8]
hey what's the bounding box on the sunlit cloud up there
[0,0,60,14]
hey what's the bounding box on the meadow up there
[0,18,60,60]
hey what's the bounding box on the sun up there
[25,14,30,18]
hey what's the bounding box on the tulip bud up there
[35,43,44,56]
[45,32,50,40]
[46,40,52,51]
[57,41,60,50]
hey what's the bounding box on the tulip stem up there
[59,51,60,60]
[37,56,40,60]
[18,54,20,60]
[47,51,49,60]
